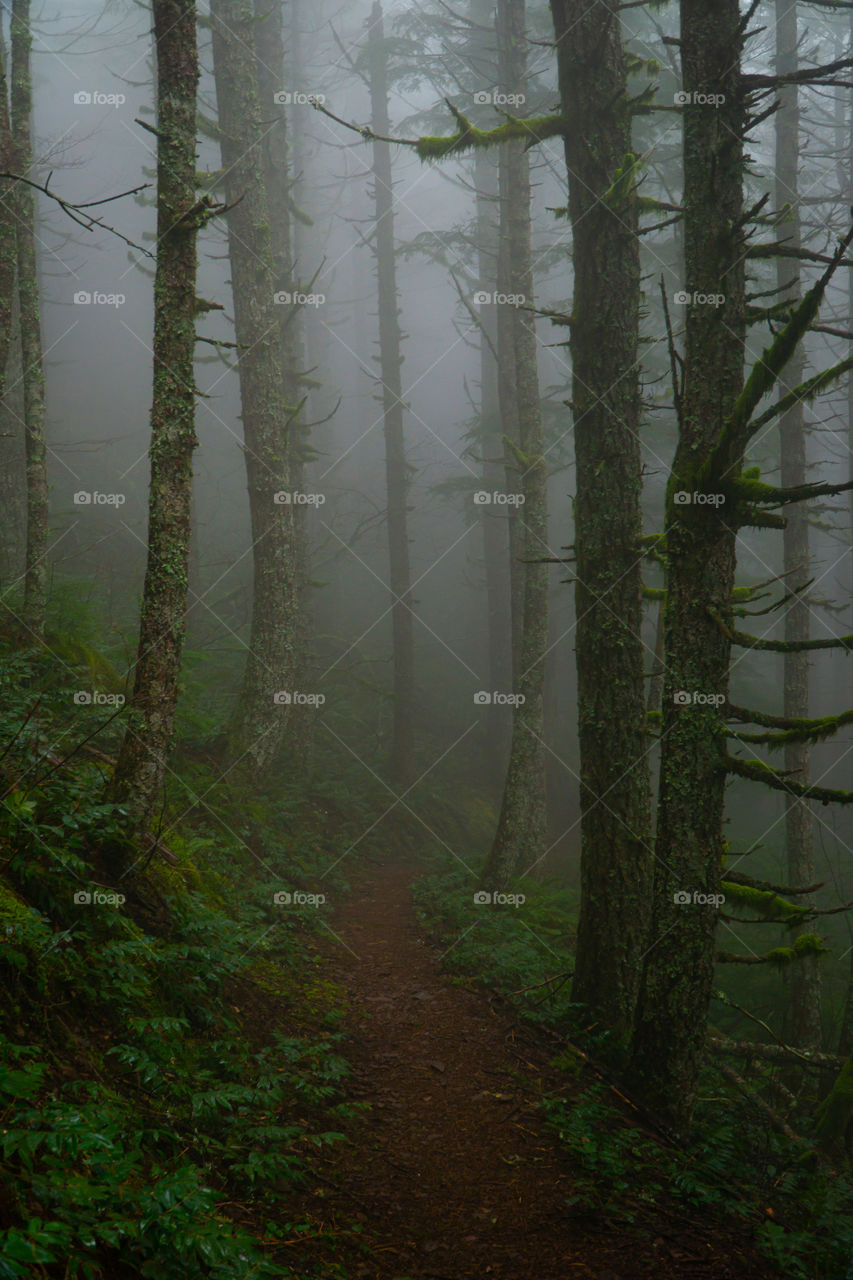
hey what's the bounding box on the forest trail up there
[296,858,780,1280]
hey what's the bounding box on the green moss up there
[720,879,808,924]
[415,110,566,161]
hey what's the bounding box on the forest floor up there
[280,855,781,1280]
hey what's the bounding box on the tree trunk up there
[107,0,201,838]
[480,0,548,889]
[367,1,415,788]
[11,0,47,638]
[550,0,652,1043]
[0,41,21,600]
[470,0,512,780]
[775,0,820,1053]
[211,0,300,776]
[253,0,315,772]
[629,0,746,1137]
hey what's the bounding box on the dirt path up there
[301,858,779,1279]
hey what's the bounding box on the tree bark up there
[107,0,201,838]
[11,0,47,638]
[253,0,315,772]
[0,40,22,599]
[481,0,548,889]
[471,0,512,780]
[775,0,821,1053]
[211,0,300,775]
[551,0,652,1043]
[367,1,416,788]
[629,0,746,1137]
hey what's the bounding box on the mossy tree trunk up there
[367,1,416,789]
[0,40,21,597]
[629,0,746,1137]
[481,0,548,890]
[252,0,315,772]
[471,0,512,781]
[11,0,47,638]
[211,0,300,775]
[551,0,652,1044]
[107,0,201,837]
[775,0,820,1053]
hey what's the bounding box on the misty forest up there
[8,0,853,1276]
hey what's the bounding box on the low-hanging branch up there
[707,1034,844,1071]
[727,707,853,748]
[722,869,824,897]
[0,169,154,258]
[702,223,853,480]
[311,96,567,159]
[709,606,853,653]
[732,358,853,442]
[717,933,829,966]
[726,756,853,805]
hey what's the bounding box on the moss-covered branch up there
[728,707,853,748]
[717,933,829,965]
[726,755,853,804]
[709,606,853,653]
[310,95,567,160]
[700,223,853,480]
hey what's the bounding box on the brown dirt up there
[292,857,781,1280]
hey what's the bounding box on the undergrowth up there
[0,637,368,1279]
[414,861,853,1280]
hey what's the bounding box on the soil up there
[288,857,782,1280]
